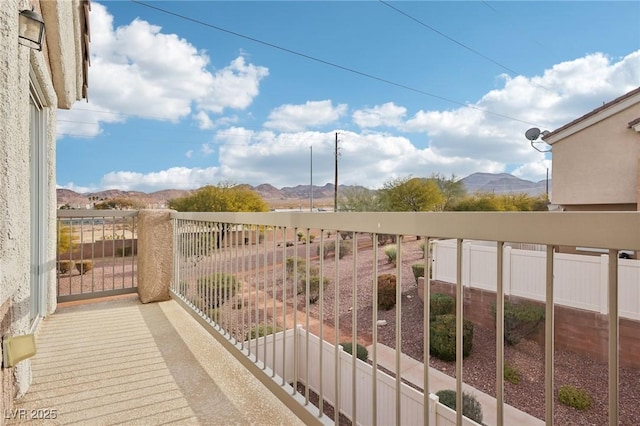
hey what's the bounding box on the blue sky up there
[57,1,640,193]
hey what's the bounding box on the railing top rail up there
[171,211,640,251]
[57,209,139,218]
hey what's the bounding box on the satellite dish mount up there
[525,127,551,152]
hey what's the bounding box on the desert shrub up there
[115,246,133,257]
[309,234,316,242]
[297,232,304,241]
[339,231,353,240]
[377,274,397,310]
[430,314,474,361]
[75,260,93,275]
[245,324,282,341]
[306,273,329,304]
[411,263,425,284]
[504,361,521,384]
[430,293,455,320]
[286,257,305,275]
[491,300,545,345]
[287,259,329,303]
[197,273,238,308]
[558,385,591,410]
[419,241,426,258]
[378,234,396,246]
[435,390,484,424]
[318,240,352,259]
[384,244,397,263]
[57,260,75,274]
[340,342,369,362]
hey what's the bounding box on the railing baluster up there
[496,241,505,426]
[456,238,463,426]
[334,229,340,425]
[372,233,378,426]
[281,225,287,386]
[545,245,555,425]
[608,249,619,426]
[395,234,402,426]
[319,230,325,418]
[423,236,430,426]
[352,232,358,425]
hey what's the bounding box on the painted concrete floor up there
[10,295,304,425]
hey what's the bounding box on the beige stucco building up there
[544,87,640,211]
[0,0,89,418]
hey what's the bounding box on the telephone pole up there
[334,132,338,212]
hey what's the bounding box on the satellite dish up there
[525,127,541,141]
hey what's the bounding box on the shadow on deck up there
[11,295,303,425]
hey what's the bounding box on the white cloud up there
[86,50,639,190]
[57,2,267,138]
[264,100,347,132]
[101,167,222,191]
[352,102,407,129]
[185,150,193,159]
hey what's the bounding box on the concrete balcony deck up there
[10,295,303,425]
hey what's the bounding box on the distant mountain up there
[460,173,549,196]
[57,173,549,208]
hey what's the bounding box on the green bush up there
[286,257,305,275]
[297,232,304,241]
[558,385,591,410]
[435,390,484,424]
[115,246,133,257]
[430,314,474,361]
[419,241,426,258]
[377,274,397,310]
[504,361,521,384]
[378,234,396,246]
[411,263,425,284]
[197,273,238,308]
[340,342,369,362]
[384,244,397,263]
[491,300,545,345]
[286,258,328,304]
[245,324,282,340]
[430,293,455,320]
[318,240,352,259]
[75,260,93,275]
[57,260,75,274]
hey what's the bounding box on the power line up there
[378,0,552,93]
[129,0,542,127]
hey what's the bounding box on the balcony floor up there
[12,295,303,425]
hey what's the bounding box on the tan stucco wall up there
[1,0,82,412]
[137,210,174,303]
[551,104,640,207]
[39,0,84,109]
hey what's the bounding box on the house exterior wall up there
[0,0,85,419]
[550,99,640,209]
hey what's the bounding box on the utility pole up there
[334,132,338,212]
[310,145,313,212]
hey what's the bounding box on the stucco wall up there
[551,104,640,207]
[0,0,77,415]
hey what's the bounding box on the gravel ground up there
[215,235,640,425]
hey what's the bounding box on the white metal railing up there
[56,210,138,302]
[170,211,640,426]
[432,240,640,320]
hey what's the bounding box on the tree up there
[168,183,269,213]
[431,173,467,211]
[337,186,382,212]
[378,176,444,212]
[94,197,144,210]
[453,192,548,211]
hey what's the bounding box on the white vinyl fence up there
[432,240,640,320]
[248,327,480,426]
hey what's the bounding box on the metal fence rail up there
[56,210,138,302]
[171,211,640,426]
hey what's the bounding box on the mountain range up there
[57,173,549,209]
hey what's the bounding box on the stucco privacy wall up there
[137,210,174,303]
